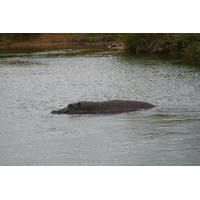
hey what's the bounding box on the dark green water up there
[0,47,200,165]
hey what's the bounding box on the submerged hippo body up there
[51,100,155,114]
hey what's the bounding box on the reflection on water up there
[0,47,200,165]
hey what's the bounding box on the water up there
[0,47,200,165]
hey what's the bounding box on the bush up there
[89,36,98,43]
[121,33,200,63]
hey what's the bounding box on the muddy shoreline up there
[7,41,124,50]
[2,33,124,50]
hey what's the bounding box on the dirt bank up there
[6,33,123,49]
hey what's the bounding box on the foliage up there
[89,36,98,43]
[120,33,200,63]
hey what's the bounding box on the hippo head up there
[67,102,85,114]
[51,102,90,114]
[67,101,99,114]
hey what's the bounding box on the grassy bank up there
[0,33,118,47]
[121,33,200,63]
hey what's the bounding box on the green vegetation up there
[120,33,200,63]
[89,36,98,43]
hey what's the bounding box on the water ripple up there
[0,49,200,165]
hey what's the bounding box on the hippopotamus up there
[51,100,155,114]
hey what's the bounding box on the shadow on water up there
[118,52,200,69]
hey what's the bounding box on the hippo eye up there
[68,104,73,108]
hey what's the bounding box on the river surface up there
[0,46,200,165]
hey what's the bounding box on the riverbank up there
[1,33,199,63]
[0,33,120,48]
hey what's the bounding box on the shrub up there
[89,36,98,43]
[121,33,200,63]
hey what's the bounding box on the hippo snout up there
[51,110,58,114]
[51,107,69,114]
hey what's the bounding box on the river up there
[0,46,200,165]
